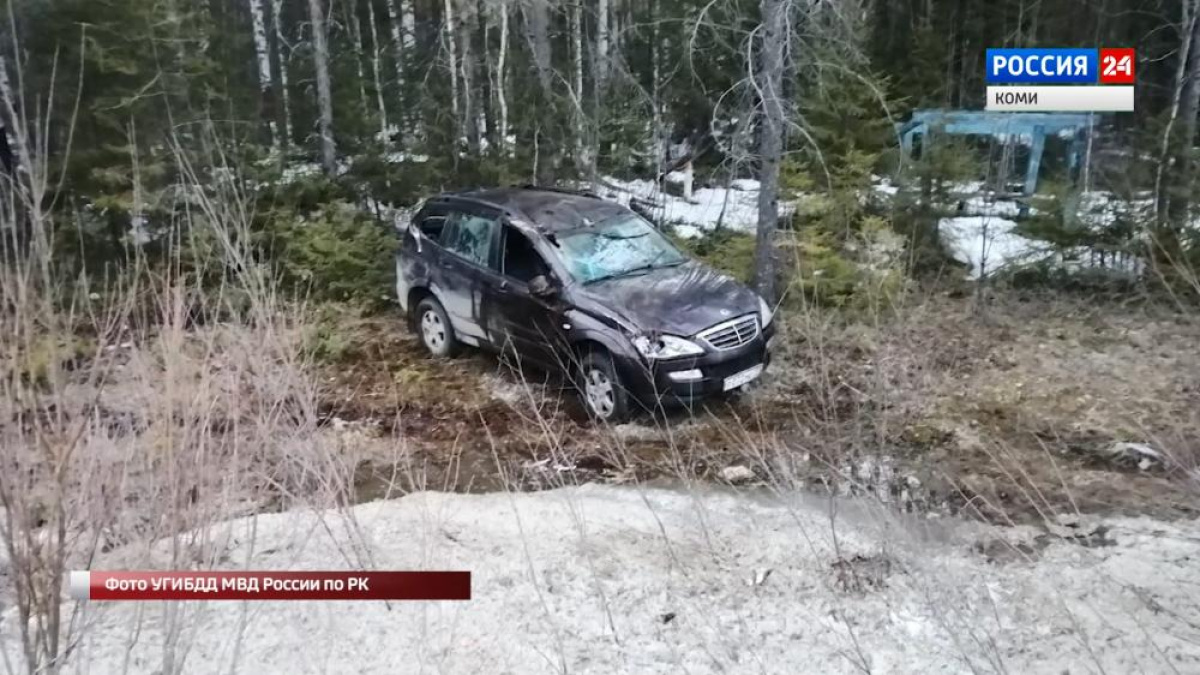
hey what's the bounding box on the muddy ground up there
[317,294,1200,526]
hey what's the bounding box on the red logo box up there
[1100,48,1135,84]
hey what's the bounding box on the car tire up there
[578,350,632,423]
[415,297,458,358]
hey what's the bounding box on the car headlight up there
[758,296,774,327]
[632,334,705,360]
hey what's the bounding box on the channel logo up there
[987,48,1135,85]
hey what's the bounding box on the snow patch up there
[939,216,1042,278]
[600,176,794,239]
[32,486,1200,674]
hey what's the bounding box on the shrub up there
[672,230,757,283]
[266,203,397,307]
[786,219,906,310]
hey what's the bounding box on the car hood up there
[574,261,761,337]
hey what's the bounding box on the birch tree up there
[596,0,610,85]
[753,0,788,304]
[248,0,279,149]
[366,0,391,145]
[308,0,337,173]
[495,0,511,153]
[346,0,372,121]
[570,0,586,170]
[271,0,295,147]
[444,0,461,145]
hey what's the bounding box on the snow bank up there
[600,176,793,239]
[25,485,1200,674]
[939,216,1042,278]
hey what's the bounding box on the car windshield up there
[555,215,687,284]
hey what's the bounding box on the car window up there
[441,211,498,268]
[417,213,446,240]
[501,227,551,283]
[555,214,686,284]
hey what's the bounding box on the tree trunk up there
[1153,0,1200,268]
[596,0,609,84]
[478,0,494,150]
[459,1,482,154]
[248,0,278,150]
[402,0,415,48]
[753,0,787,304]
[496,0,511,153]
[366,0,391,146]
[1167,7,1200,227]
[523,0,554,92]
[308,0,337,174]
[444,0,461,146]
[570,0,586,172]
[522,0,556,183]
[270,0,294,148]
[345,0,372,123]
[385,0,412,144]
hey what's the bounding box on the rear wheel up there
[415,297,458,358]
[579,351,632,423]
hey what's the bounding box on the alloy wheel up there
[584,367,616,419]
[421,309,446,352]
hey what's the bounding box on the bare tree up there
[495,0,512,153]
[460,1,483,153]
[753,0,788,304]
[596,0,610,85]
[249,0,279,150]
[271,0,295,148]
[308,0,337,173]
[1153,0,1200,268]
[522,0,557,182]
[385,0,414,143]
[345,0,373,122]
[366,0,392,145]
[445,0,462,145]
[570,0,586,171]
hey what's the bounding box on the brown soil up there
[320,299,1200,526]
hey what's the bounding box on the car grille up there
[697,314,759,351]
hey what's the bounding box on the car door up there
[480,224,568,371]
[435,206,502,345]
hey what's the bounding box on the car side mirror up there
[529,275,556,299]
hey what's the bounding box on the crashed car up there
[394,186,775,422]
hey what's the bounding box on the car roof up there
[435,187,631,233]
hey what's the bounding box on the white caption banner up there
[985,86,1134,112]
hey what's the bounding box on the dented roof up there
[439,187,630,232]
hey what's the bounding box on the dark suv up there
[395,187,775,422]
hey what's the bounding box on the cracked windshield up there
[556,216,686,283]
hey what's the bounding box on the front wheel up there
[415,297,459,358]
[579,351,632,423]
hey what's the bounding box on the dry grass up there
[307,287,1199,529]
[0,149,372,673]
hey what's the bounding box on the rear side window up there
[440,211,498,268]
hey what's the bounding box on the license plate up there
[723,364,763,391]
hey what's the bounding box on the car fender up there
[395,251,431,313]
[564,308,640,361]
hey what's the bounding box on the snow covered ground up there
[938,216,1044,278]
[599,176,792,239]
[21,485,1200,674]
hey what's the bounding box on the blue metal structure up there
[897,110,1096,197]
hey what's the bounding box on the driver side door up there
[480,225,568,373]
